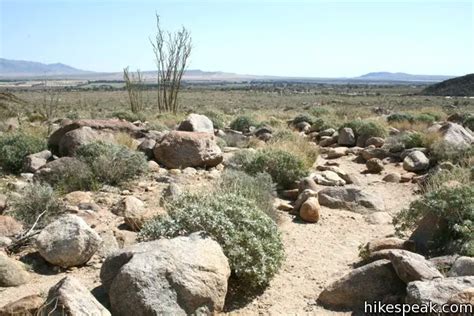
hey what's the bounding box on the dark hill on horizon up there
[422,73,474,96]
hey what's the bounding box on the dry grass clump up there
[269,130,319,168]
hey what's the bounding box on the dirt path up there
[230,154,418,315]
[1,154,419,314]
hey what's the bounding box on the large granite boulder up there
[178,114,214,134]
[153,131,223,169]
[318,187,385,212]
[100,232,230,316]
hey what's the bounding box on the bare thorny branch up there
[150,14,192,114]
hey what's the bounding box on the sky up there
[0,0,473,77]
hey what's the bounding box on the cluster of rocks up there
[318,236,474,311]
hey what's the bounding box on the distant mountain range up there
[0,58,92,77]
[0,58,456,83]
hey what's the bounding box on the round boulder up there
[153,131,223,169]
[403,150,429,172]
[178,114,214,134]
[299,197,321,223]
[35,214,102,268]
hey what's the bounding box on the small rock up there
[326,147,348,159]
[137,138,156,160]
[318,187,385,212]
[318,260,405,310]
[382,173,401,183]
[0,252,30,287]
[298,177,319,193]
[365,137,385,148]
[0,215,23,237]
[314,171,346,186]
[41,276,111,316]
[364,237,414,255]
[292,189,318,215]
[299,197,320,223]
[388,249,443,283]
[0,295,44,315]
[448,257,474,277]
[400,172,416,183]
[366,158,384,173]
[147,160,161,172]
[406,276,474,306]
[338,128,356,146]
[403,150,429,172]
[23,150,52,172]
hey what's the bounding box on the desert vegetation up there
[0,81,473,315]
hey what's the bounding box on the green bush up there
[203,111,227,130]
[387,113,414,123]
[111,110,146,122]
[394,185,474,256]
[218,170,277,222]
[229,115,257,132]
[429,141,474,164]
[10,183,64,229]
[414,113,436,124]
[41,158,98,193]
[310,107,331,117]
[400,132,424,149]
[236,148,308,189]
[463,115,474,131]
[0,133,46,174]
[311,117,337,132]
[76,141,148,185]
[139,193,284,288]
[292,114,314,126]
[341,120,387,139]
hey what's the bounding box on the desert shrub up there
[110,110,145,122]
[215,137,227,149]
[39,158,97,193]
[114,132,138,150]
[0,133,46,174]
[310,107,331,117]
[10,183,64,229]
[235,148,308,189]
[269,132,319,168]
[76,141,148,185]
[146,121,169,132]
[394,185,474,256]
[229,115,257,132]
[203,111,227,130]
[139,193,284,288]
[292,114,314,126]
[341,120,387,139]
[311,117,338,132]
[414,113,436,124]
[423,166,472,193]
[463,115,474,131]
[387,113,414,123]
[218,170,276,221]
[429,140,474,164]
[399,132,424,149]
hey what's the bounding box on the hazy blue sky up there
[1,0,473,77]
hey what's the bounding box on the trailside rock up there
[35,214,102,268]
[0,252,30,287]
[365,137,385,148]
[364,238,414,255]
[318,187,385,212]
[178,114,214,134]
[360,147,389,161]
[41,276,111,316]
[299,197,321,223]
[58,126,115,156]
[48,119,145,155]
[448,288,474,305]
[137,138,156,160]
[403,150,429,172]
[23,150,52,173]
[366,158,384,173]
[438,122,474,148]
[383,172,401,183]
[0,215,23,237]
[314,171,346,186]
[338,128,356,146]
[448,257,474,277]
[153,131,223,169]
[406,276,474,306]
[318,260,405,310]
[100,233,230,316]
[388,250,443,283]
[0,295,44,315]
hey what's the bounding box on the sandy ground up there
[0,153,419,315]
